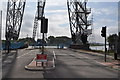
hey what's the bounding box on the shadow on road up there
[2,50,18,79]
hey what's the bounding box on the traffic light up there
[101,27,106,37]
[41,17,48,33]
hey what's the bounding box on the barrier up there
[36,54,47,66]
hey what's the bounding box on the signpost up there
[41,17,48,55]
[37,0,48,67]
[40,17,48,66]
[36,17,48,67]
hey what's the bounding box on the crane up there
[67,0,92,49]
[5,0,26,53]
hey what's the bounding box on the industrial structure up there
[5,0,26,53]
[67,0,92,49]
[4,0,47,53]
[32,0,46,40]
[1,1,119,78]
[4,0,92,52]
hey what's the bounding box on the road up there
[2,48,119,79]
[2,49,44,79]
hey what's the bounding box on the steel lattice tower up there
[32,0,46,40]
[5,0,26,53]
[67,0,92,45]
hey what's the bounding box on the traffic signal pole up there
[41,17,48,67]
[105,31,107,62]
[41,20,44,67]
[101,26,107,62]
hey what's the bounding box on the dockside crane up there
[67,0,92,49]
[5,0,26,53]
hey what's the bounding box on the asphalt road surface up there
[2,49,44,79]
[2,48,119,79]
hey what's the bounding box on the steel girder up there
[32,0,46,40]
[5,0,26,53]
[67,0,91,44]
[5,0,26,41]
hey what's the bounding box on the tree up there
[47,36,71,45]
[18,37,35,45]
[47,36,55,44]
[107,34,118,51]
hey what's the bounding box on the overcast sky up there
[0,0,119,43]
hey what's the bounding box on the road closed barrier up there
[36,54,47,62]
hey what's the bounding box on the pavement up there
[70,48,120,70]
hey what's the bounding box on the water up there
[90,45,109,51]
[29,46,67,49]
[29,45,108,51]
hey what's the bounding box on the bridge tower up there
[67,0,92,49]
[5,0,26,53]
[32,0,46,40]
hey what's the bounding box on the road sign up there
[36,54,47,62]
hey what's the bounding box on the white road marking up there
[53,51,56,59]
[52,58,55,67]
[55,54,67,56]
[17,50,33,59]
[69,54,75,56]
[52,51,56,67]
[3,60,12,63]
